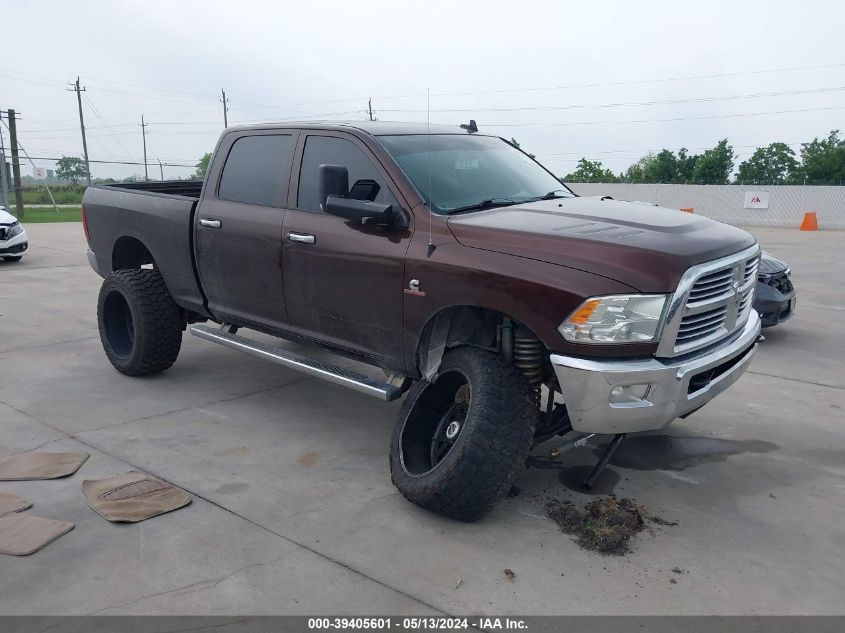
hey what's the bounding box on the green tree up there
[55,156,88,184]
[691,139,734,184]
[628,150,680,182]
[676,148,698,182]
[192,153,212,180]
[623,155,649,182]
[795,130,845,183]
[735,142,799,184]
[563,158,618,183]
[623,148,699,183]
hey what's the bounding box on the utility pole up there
[68,77,91,185]
[7,109,24,218]
[221,89,228,128]
[158,159,164,181]
[140,115,149,182]
[0,107,9,210]
[368,98,374,121]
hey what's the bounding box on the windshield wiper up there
[446,198,523,215]
[534,189,571,201]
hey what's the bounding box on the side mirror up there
[318,164,349,211]
[325,196,395,226]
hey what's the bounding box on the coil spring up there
[513,330,545,387]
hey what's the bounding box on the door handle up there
[200,218,221,229]
[288,232,316,244]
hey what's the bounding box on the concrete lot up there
[0,223,843,615]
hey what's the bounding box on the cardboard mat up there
[0,492,33,515]
[0,452,90,480]
[82,471,191,522]
[0,512,74,555]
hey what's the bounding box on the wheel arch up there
[413,305,546,381]
[112,235,155,271]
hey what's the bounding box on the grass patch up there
[13,185,85,205]
[17,207,82,223]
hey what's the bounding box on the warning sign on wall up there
[744,191,770,209]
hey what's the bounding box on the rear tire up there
[3,256,22,262]
[390,346,537,521]
[97,269,183,376]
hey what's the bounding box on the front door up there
[282,132,412,368]
[195,130,297,330]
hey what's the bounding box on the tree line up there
[43,130,845,187]
[562,130,845,185]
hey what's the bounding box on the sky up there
[1,0,844,181]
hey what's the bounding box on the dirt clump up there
[546,496,647,554]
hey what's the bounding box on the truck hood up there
[0,209,17,224]
[447,197,757,292]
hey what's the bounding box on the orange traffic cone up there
[800,211,818,231]
[680,207,695,214]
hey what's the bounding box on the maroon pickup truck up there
[82,121,761,520]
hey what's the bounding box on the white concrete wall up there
[566,183,844,230]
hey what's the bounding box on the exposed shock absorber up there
[513,326,545,387]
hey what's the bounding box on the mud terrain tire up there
[97,269,182,376]
[390,346,536,521]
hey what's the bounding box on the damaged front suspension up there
[527,431,627,490]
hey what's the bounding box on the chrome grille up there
[687,269,734,304]
[743,256,759,284]
[657,245,760,357]
[675,306,728,344]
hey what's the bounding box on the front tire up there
[3,256,22,262]
[97,269,183,376]
[390,347,537,521]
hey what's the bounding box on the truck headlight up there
[558,294,669,344]
[5,222,22,238]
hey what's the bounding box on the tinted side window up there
[297,135,398,212]
[218,134,294,206]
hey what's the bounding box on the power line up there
[4,60,845,115]
[82,92,137,160]
[425,61,845,98]
[202,61,845,109]
[477,104,845,127]
[379,85,845,113]
[17,154,195,168]
[1,117,60,213]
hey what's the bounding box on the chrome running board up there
[190,324,403,401]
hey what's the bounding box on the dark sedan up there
[754,251,796,327]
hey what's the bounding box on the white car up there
[0,206,28,262]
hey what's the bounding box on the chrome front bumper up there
[550,311,761,434]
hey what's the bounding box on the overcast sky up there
[2,0,844,180]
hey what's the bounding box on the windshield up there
[377,134,574,214]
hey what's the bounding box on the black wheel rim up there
[399,370,471,477]
[102,289,135,359]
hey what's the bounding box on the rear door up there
[195,130,298,330]
[282,131,412,368]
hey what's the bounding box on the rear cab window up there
[217,134,296,206]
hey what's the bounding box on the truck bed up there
[83,181,209,316]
